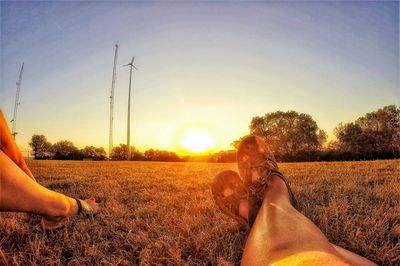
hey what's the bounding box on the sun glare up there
[181,129,215,153]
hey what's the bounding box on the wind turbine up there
[123,56,138,161]
[109,44,119,157]
[11,62,24,139]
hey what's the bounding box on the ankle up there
[45,196,78,220]
[66,197,79,216]
[262,175,291,205]
[44,195,69,220]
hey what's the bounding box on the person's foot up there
[41,216,71,230]
[260,174,293,204]
[41,198,99,230]
[237,135,296,225]
[79,197,99,219]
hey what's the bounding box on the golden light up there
[181,129,215,153]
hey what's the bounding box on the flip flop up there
[211,170,249,230]
[74,197,97,221]
[237,135,296,225]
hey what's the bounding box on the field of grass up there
[1,160,399,265]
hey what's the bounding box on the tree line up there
[28,138,183,162]
[236,105,400,162]
[29,105,399,162]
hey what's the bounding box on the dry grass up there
[1,160,399,265]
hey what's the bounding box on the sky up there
[0,1,399,155]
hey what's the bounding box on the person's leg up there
[0,149,78,223]
[213,169,375,265]
[241,175,375,266]
[0,110,35,180]
[331,245,376,266]
[235,135,375,265]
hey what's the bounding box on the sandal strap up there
[248,159,297,207]
[74,198,94,220]
[74,197,83,214]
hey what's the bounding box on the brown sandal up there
[74,198,96,220]
[237,135,296,225]
[211,170,249,230]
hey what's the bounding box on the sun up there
[181,129,215,153]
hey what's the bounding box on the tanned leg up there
[0,150,78,222]
[0,110,35,180]
[240,175,376,266]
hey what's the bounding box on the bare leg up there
[241,175,375,266]
[0,110,35,180]
[0,149,78,222]
[220,186,375,265]
[332,245,376,266]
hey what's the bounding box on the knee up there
[45,195,71,218]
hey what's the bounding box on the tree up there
[209,150,236,163]
[81,146,106,160]
[110,144,143,161]
[334,123,364,153]
[29,134,52,159]
[245,111,326,157]
[143,149,181,162]
[335,105,400,159]
[51,140,81,160]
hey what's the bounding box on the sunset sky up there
[1,1,398,155]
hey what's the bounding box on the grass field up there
[1,160,399,265]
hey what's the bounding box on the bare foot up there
[41,198,99,230]
[85,197,100,213]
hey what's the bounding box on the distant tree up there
[110,144,143,161]
[81,146,106,160]
[51,140,82,160]
[335,105,400,159]
[29,134,52,159]
[326,140,340,151]
[241,111,326,158]
[334,123,364,153]
[143,149,182,162]
[209,150,237,163]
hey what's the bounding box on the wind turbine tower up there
[11,62,24,139]
[109,44,119,157]
[123,56,138,161]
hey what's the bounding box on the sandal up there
[211,170,249,230]
[237,135,296,225]
[74,197,97,221]
[41,198,98,230]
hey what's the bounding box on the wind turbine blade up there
[123,63,130,67]
[133,65,138,70]
[131,56,135,64]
